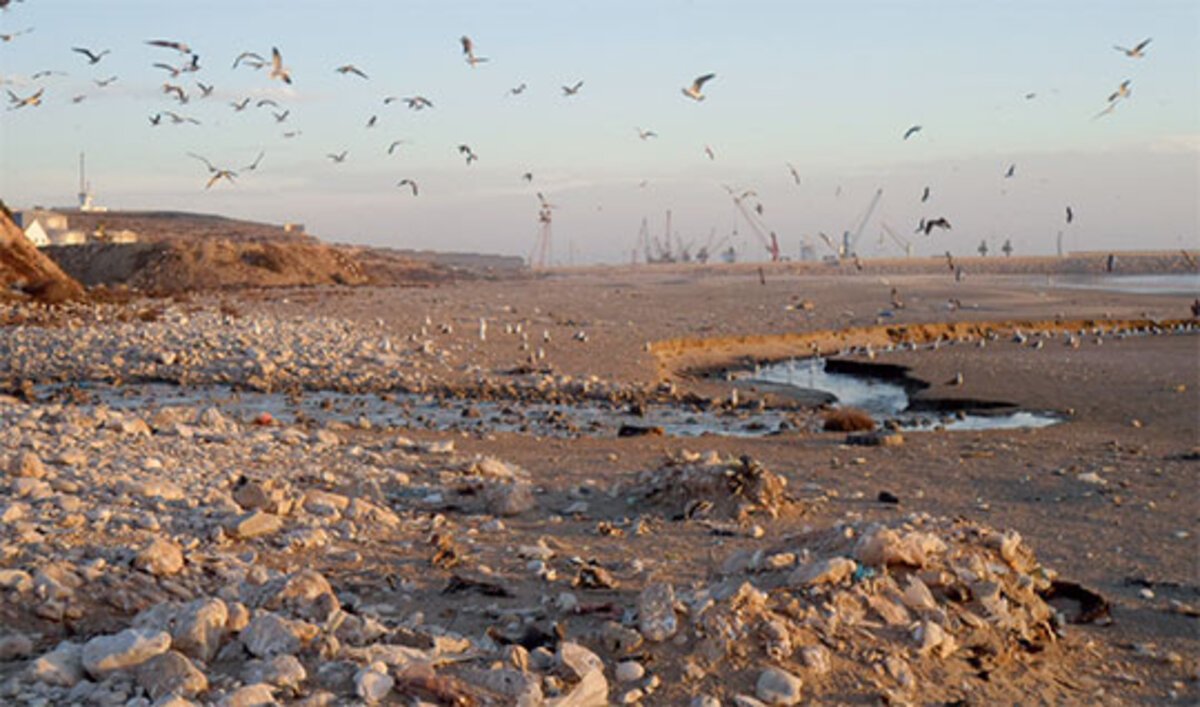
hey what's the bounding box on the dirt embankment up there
[0,204,85,302]
[42,240,377,294]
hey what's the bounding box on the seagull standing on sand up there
[461,36,488,66]
[1113,38,1151,58]
[269,47,292,84]
[397,179,418,196]
[71,47,110,64]
[682,73,715,101]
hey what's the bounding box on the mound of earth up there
[64,210,317,245]
[43,239,374,294]
[0,202,85,303]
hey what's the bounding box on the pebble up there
[636,582,678,642]
[81,628,172,679]
[755,666,804,705]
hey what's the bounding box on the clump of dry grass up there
[822,407,876,432]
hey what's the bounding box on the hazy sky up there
[1,1,1196,264]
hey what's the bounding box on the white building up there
[23,220,50,247]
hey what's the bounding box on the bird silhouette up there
[397,179,418,195]
[6,87,43,109]
[387,140,406,155]
[461,36,488,66]
[1004,164,1015,178]
[196,81,213,97]
[561,81,584,96]
[924,217,952,235]
[458,144,478,164]
[636,127,657,140]
[327,151,348,163]
[71,47,110,64]
[336,64,368,79]
[787,163,800,185]
[145,39,191,54]
[242,151,265,171]
[233,51,266,70]
[1114,38,1151,58]
[921,186,931,202]
[903,125,922,140]
[682,73,715,101]
[269,47,292,84]
[1066,206,1074,224]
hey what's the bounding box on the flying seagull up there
[365,114,377,128]
[6,87,43,109]
[336,64,368,79]
[163,111,199,125]
[786,163,800,185]
[162,83,187,102]
[269,47,292,84]
[561,80,584,96]
[256,98,279,108]
[242,151,265,171]
[196,81,213,97]
[903,125,922,140]
[508,83,527,96]
[458,144,478,165]
[1066,206,1074,224]
[1004,164,1015,178]
[387,140,407,154]
[327,150,348,163]
[923,217,952,235]
[636,127,657,140]
[682,73,715,101]
[921,186,931,202]
[461,36,488,66]
[0,28,33,43]
[273,109,290,123]
[187,152,218,173]
[704,145,715,161]
[146,39,191,54]
[71,47,110,64]
[233,51,266,69]
[1092,102,1119,120]
[522,172,533,182]
[397,179,418,196]
[1113,38,1151,58]
[148,113,162,126]
[153,62,182,78]
[230,97,250,111]
[404,96,433,110]
[95,76,118,88]
[30,70,66,79]
[1107,79,1131,103]
[206,170,236,189]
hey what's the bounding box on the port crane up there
[879,221,914,258]
[724,185,781,261]
[841,188,883,259]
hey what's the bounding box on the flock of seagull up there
[0,14,1157,257]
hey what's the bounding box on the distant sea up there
[1042,273,1200,295]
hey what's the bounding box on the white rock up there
[637,582,677,642]
[219,682,278,707]
[241,613,306,658]
[135,650,208,700]
[172,597,228,662]
[354,665,394,704]
[136,537,185,576]
[29,640,85,686]
[615,661,645,683]
[81,628,172,679]
[788,557,856,587]
[755,666,803,705]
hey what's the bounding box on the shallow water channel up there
[37,383,797,439]
[751,357,1061,432]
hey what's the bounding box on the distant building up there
[14,208,69,232]
[13,208,92,247]
[105,228,139,244]
[23,220,50,247]
[283,222,305,234]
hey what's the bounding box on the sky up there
[0,0,1197,264]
